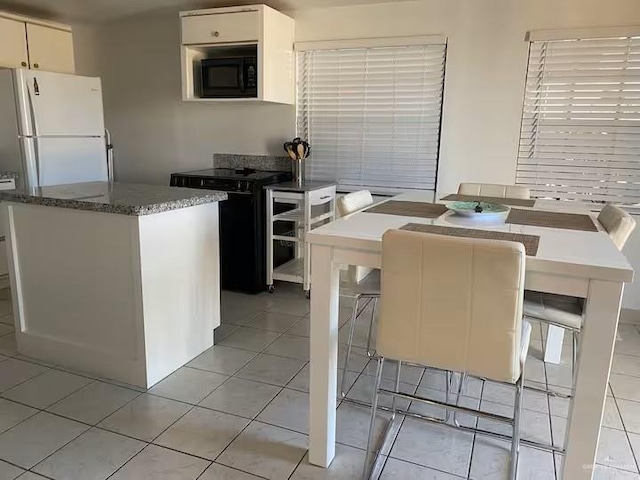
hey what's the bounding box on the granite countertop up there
[0,182,227,216]
[265,181,337,192]
[0,172,18,179]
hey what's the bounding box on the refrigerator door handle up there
[26,78,40,137]
[105,129,114,183]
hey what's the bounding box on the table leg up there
[562,279,624,479]
[309,243,341,467]
[544,324,565,364]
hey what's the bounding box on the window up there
[297,38,447,194]
[517,32,640,205]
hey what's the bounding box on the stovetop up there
[178,168,287,182]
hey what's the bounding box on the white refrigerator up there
[0,68,109,189]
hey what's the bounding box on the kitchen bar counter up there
[2,181,224,388]
[0,181,227,215]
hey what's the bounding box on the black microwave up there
[200,57,258,98]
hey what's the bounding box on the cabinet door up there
[181,11,259,45]
[0,17,28,68]
[26,23,75,74]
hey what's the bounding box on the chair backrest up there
[337,190,374,217]
[377,230,526,384]
[458,183,531,199]
[598,204,636,251]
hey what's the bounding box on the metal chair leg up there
[341,296,360,397]
[509,375,523,480]
[363,357,384,480]
[365,297,378,357]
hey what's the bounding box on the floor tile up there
[0,324,14,338]
[291,444,366,480]
[0,460,24,480]
[98,394,191,442]
[593,464,640,479]
[0,411,88,469]
[47,380,140,425]
[219,327,282,353]
[263,334,309,361]
[390,418,473,477]
[187,346,257,376]
[245,312,303,333]
[345,373,415,410]
[610,374,640,402]
[612,355,640,378]
[0,359,48,392]
[266,298,309,317]
[286,316,309,338]
[614,325,640,357]
[217,421,307,480]
[149,367,228,404]
[469,436,555,479]
[0,334,17,356]
[258,388,309,434]
[199,377,281,419]
[235,353,306,387]
[0,398,38,434]
[214,324,240,343]
[199,463,263,479]
[16,473,48,480]
[338,345,371,375]
[380,457,462,479]
[2,369,92,409]
[335,402,399,453]
[596,427,638,473]
[362,360,425,386]
[155,407,249,460]
[108,444,209,480]
[408,387,479,428]
[624,432,640,468]
[286,364,358,396]
[33,427,146,480]
[478,400,552,445]
[220,303,262,327]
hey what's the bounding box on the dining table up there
[306,191,634,480]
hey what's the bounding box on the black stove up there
[170,168,292,293]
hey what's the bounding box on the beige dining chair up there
[458,182,531,199]
[336,190,381,397]
[524,204,636,374]
[363,229,531,480]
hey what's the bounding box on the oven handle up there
[225,190,252,196]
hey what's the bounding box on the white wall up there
[75,0,640,306]
[77,12,295,185]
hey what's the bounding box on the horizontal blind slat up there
[298,43,446,192]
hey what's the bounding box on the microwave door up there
[202,60,243,97]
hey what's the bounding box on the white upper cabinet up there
[180,5,294,105]
[0,12,75,74]
[0,17,28,68]
[26,23,75,74]
[182,11,260,45]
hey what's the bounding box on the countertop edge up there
[0,191,228,216]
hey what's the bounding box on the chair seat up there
[523,291,583,331]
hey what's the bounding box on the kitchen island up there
[0,182,227,388]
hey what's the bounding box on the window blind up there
[517,36,640,205]
[297,43,447,193]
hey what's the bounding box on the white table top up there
[307,192,634,283]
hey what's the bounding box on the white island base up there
[3,201,220,388]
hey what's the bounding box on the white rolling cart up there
[265,181,336,297]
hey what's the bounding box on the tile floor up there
[0,285,638,479]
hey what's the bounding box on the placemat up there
[507,209,598,232]
[364,201,448,219]
[400,223,540,256]
[440,194,536,208]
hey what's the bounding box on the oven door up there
[201,58,251,98]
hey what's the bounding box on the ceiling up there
[0,0,402,23]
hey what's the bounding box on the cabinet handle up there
[212,31,220,37]
[21,61,27,67]
[33,63,39,68]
